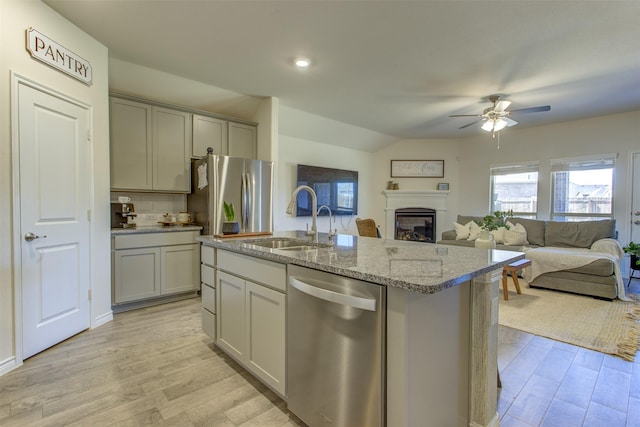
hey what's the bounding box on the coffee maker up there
[110,202,137,228]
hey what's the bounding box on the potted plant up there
[623,241,640,270]
[222,201,240,235]
[476,210,513,231]
[474,210,513,249]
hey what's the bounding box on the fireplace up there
[395,208,436,242]
[383,190,448,241]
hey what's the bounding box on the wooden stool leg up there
[512,271,522,294]
[502,270,509,300]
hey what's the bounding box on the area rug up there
[498,281,640,361]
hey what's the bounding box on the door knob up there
[634,220,640,225]
[24,232,46,242]
[634,211,640,216]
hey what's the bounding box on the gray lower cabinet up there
[214,248,286,396]
[113,246,161,302]
[200,245,216,340]
[112,231,200,306]
[216,270,246,359]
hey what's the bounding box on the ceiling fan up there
[449,95,551,133]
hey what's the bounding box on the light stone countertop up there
[197,230,525,295]
[111,225,203,235]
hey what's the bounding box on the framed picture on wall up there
[391,160,444,178]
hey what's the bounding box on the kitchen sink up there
[246,237,329,250]
[277,245,320,251]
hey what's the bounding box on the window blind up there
[550,154,616,172]
[490,162,539,176]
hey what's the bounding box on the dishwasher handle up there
[289,276,377,311]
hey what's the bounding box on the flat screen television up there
[296,164,358,216]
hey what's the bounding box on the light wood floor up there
[497,279,640,427]
[1,280,639,426]
[0,298,304,427]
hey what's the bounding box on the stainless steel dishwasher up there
[287,265,385,427]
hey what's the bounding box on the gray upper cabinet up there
[228,121,257,159]
[110,98,153,190]
[152,106,191,192]
[193,114,257,159]
[111,95,258,193]
[110,97,191,193]
[192,114,228,157]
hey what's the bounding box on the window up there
[490,163,539,218]
[551,155,614,222]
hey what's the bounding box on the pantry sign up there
[26,28,92,85]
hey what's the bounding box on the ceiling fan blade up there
[494,100,512,113]
[503,117,518,127]
[458,119,483,129]
[448,114,482,117]
[509,105,551,114]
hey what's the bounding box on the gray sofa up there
[437,215,619,300]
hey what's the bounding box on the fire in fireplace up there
[395,208,436,242]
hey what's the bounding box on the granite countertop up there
[197,230,524,295]
[111,225,203,235]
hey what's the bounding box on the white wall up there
[279,105,396,153]
[254,97,279,163]
[0,0,110,374]
[457,111,640,246]
[277,105,392,234]
[276,135,375,235]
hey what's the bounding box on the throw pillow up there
[511,217,544,246]
[453,222,470,240]
[504,222,529,246]
[467,221,482,241]
[490,226,506,244]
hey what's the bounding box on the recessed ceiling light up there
[294,57,311,69]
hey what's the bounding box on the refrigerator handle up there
[245,172,251,230]
[242,173,249,231]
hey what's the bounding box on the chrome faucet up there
[286,185,317,240]
[317,205,337,241]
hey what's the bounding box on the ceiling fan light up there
[481,120,495,131]
[482,118,508,132]
[493,118,508,131]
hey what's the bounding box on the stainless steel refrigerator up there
[187,154,273,235]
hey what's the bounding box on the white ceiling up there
[44,0,640,141]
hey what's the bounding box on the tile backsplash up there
[111,192,187,226]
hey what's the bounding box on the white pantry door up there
[632,152,640,243]
[17,82,91,359]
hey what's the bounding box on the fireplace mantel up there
[383,190,449,240]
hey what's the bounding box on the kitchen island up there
[197,231,524,427]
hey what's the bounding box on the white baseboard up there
[93,310,113,328]
[0,356,20,377]
[469,412,500,427]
